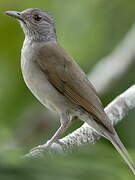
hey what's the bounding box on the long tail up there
[83,115,135,174]
[110,132,135,175]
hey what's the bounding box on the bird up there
[6,8,135,174]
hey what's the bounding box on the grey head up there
[6,8,57,42]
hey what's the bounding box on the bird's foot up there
[30,139,63,153]
[30,140,52,152]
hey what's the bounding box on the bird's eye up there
[33,14,42,22]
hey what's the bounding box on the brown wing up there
[37,42,113,133]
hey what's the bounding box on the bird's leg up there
[31,113,72,152]
[54,115,78,145]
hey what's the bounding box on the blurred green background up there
[0,0,135,179]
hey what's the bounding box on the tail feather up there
[110,133,135,175]
[83,115,135,174]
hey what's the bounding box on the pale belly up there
[21,52,75,114]
[21,39,80,116]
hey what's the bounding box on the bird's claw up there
[30,139,63,153]
[30,141,50,152]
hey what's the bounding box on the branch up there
[25,85,135,157]
[88,23,135,94]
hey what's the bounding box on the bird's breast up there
[20,40,75,114]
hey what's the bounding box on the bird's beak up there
[5,11,24,22]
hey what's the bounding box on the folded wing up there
[37,42,114,133]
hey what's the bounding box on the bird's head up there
[6,8,57,42]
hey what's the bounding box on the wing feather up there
[37,43,113,133]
